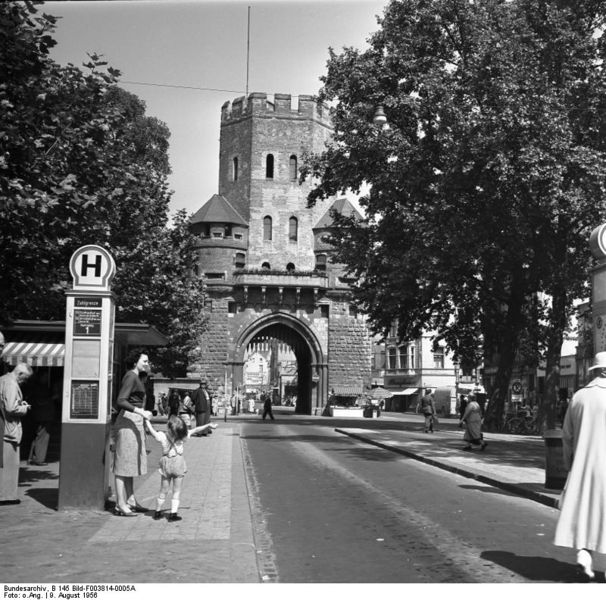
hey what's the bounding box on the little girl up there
[145,415,216,521]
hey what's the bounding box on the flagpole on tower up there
[246,5,251,98]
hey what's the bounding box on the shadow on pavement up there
[26,487,58,510]
[481,550,582,582]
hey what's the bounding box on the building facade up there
[188,93,373,414]
[371,326,460,415]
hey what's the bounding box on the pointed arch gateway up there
[229,312,328,415]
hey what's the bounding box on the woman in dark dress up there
[112,349,152,516]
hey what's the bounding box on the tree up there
[0,1,207,375]
[304,0,606,430]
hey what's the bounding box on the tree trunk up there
[482,284,527,431]
[482,327,519,431]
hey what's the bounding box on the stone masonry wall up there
[327,298,372,389]
[193,292,232,390]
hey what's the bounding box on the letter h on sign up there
[80,253,102,278]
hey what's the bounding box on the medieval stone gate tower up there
[189,92,372,414]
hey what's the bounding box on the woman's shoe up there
[167,513,182,522]
[576,549,595,580]
[462,446,472,451]
[152,511,164,520]
[113,507,138,517]
[481,441,488,451]
[127,504,148,513]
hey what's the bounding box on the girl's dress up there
[157,432,187,478]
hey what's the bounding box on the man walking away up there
[554,352,606,581]
[262,394,275,421]
[420,388,436,433]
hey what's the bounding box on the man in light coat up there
[554,351,606,581]
[0,362,33,505]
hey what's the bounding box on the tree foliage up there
[305,0,606,429]
[0,1,206,377]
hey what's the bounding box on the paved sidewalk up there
[0,422,262,583]
[1,410,565,585]
[335,412,562,508]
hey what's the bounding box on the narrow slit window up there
[266,154,274,179]
[232,157,239,181]
[263,216,272,241]
[289,155,297,181]
[289,216,298,241]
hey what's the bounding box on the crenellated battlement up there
[221,92,332,127]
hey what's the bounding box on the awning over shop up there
[331,385,363,397]
[2,341,65,367]
[369,386,392,399]
[390,388,419,396]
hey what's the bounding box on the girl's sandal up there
[113,507,138,517]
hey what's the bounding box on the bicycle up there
[502,414,540,435]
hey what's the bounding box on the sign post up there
[511,379,523,404]
[58,245,116,510]
[590,223,606,354]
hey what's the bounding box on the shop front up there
[1,320,167,466]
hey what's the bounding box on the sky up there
[44,0,388,218]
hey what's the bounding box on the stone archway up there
[229,312,327,415]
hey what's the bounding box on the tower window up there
[224,224,232,237]
[289,155,297,181]
[266,154,274,179]
[289,216,298,241]
[262,262,271,270]
[315,254,327,272]
[232,157,239,181]
[234,252,245,268]
[263,216,272,241]
[286,262,295,272]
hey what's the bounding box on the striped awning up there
[2,342,65,367]
[331,385,363,397]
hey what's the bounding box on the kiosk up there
[58,245,116,510]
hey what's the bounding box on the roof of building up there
[190,194,248,226]
[314,197,363,229]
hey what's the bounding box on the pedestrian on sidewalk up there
[420,388,436,433]
[460,395,487,451]
[180,391,194,429]
[191,377,212,435]
[145,415,217,521]
[262,394,275,420]
[28,377,60,466]
[0,362,32,505]
[112,349,153,517]
[554,351,606,581]
[458,394,468,423]
[168,390,180,417]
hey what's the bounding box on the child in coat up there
[145,415,216,521]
